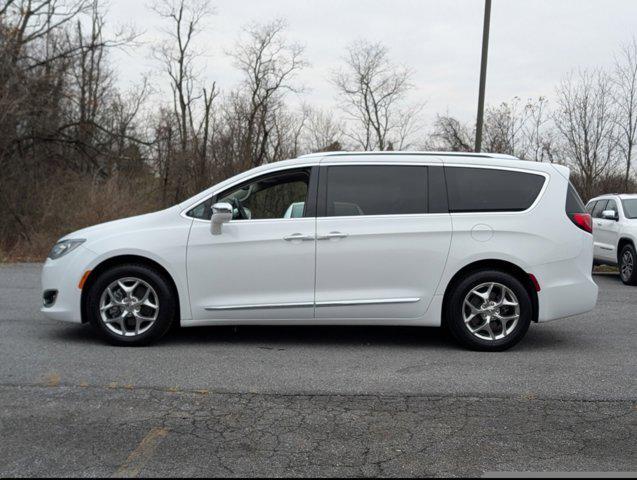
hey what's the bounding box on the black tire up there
[86,264,177,346]
[619,243,637,286]
[445,270,532,352]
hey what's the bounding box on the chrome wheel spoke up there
[138,288,158,309]
[463,300,480,322]
[483,321,495,340]
[118,279,139,296]
[100,302,115,312]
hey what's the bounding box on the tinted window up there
[188,169,311,220]
[325,166,427,216]
[219,169,310,220]
[566,183,586,214]
[445,167,545,213]
[585,201,597,214]
[622,199,637,219]
[592,200,608,219]
[606,199,618,215]
[187,197,213,220]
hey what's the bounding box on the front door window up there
[218,169,310,221]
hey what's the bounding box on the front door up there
[594,199,621,262]
[187,167,318,321]
[314,163,452,320]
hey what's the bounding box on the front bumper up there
[40,245,96,323]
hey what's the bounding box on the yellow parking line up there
[113,427,169,478]
[44,372,60,387]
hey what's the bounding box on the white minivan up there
[41,152,598,351]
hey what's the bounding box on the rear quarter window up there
[566,183,586,214]
[445,167,546,213]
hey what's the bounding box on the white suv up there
[586,194,637,285]
[41,152,598,351]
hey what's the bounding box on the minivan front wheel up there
[619,244,637,285]
[445,270,532,351]
[86,264,176,346]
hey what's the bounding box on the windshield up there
[622,199,637,219]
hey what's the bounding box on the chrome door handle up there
[317,231,349,240]
[283,233,315,242]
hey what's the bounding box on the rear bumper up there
[536,274,598,322]
[534,240,598,322]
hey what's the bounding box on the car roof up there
[299,150,564,176]
[589,193,637,202]
[298,150,518,160]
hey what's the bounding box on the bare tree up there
[481,96,556,161]
[301,106,344,152]
[613,36,637,189]
[522,97,558,162]
[427,114,473,152]
[333,40,422,151]
[483,98,530,156]
[228,18,306,169]
[2,0,92,66]
[554,69,620,199]
[152,0,217,200]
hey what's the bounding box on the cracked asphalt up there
[0,264,635,476]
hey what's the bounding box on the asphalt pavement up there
[0,264,635,476]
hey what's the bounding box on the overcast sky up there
[106,0,637,127]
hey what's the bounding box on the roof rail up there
[298,151,519,160]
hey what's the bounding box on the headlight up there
[47,239,86,260]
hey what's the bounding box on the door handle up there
[283,233,315,242]
[317,231,349,240]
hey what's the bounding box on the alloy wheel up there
[621,250,634,282]
[99,277,159,337]
[462,282,520,341]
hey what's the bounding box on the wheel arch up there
[441,259,539,325]
[80,254,182,324]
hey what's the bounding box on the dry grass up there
[0,174,162,262]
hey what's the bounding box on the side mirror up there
[211,202,233,235]
[601,210,618,221]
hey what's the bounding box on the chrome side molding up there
[205,302,314,311]
[204,297,420,311]
[316,298,420,307]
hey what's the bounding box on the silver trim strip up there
[205,302,314,311]
[204,297,421,311]
[316,298,420,307]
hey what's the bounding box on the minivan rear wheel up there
[619,244,637,285]
[445,270,532,351]
[86,264,176,346]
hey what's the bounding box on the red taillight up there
[570,213,592,233]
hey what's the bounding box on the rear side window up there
[324,165,427,216]
[623,199,637,219]
[445,167,545,213]
[565,183,586,214]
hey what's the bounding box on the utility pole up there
[475,0,492,152]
